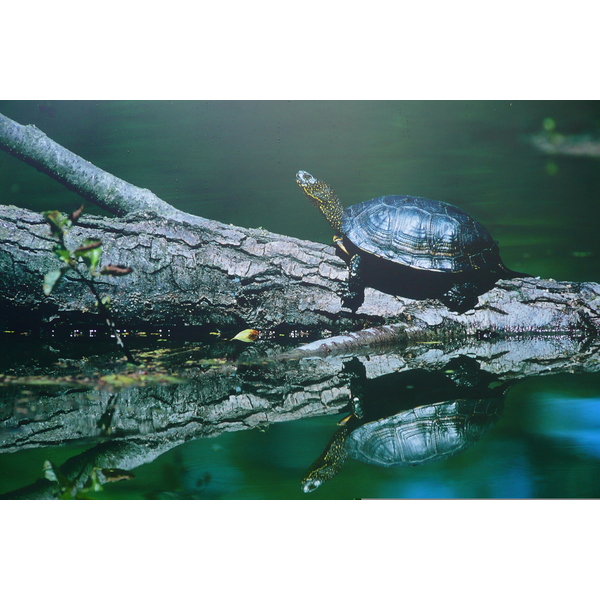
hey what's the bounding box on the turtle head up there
[301,475,324,494]
[296,170,344,237]
[300,424,349,493]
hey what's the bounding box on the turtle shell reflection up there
[346,397,503,467]
[301,358,510,493]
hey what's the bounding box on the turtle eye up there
[296,170,317,185]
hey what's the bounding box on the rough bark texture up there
[2,203,600,338]
[0,203,377,331]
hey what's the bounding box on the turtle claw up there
[340,282,364,312]
[340,253,365,311]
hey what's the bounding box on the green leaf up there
[74,239,102,271]
[43,460,59,482]
[43,460,71,490]
[43,269,64,295]
[53,247,72,264]
[43,210,70,238]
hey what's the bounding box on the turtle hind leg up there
[441,281,480,313]
[340,253,365,311]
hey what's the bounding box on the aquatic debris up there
[98,468,135,483]
[529,119,600,159]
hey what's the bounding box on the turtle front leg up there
[340,253,365,311]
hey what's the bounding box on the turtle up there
[296,170,528,312]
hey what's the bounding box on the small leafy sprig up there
[43,205,136,363]
[43,206,131,295]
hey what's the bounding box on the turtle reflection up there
[301,356,512,493]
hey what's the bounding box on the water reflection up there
[301,357,509,492]
[526,395,600,459]
[2,330,598,499]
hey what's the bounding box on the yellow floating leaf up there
[231,328,259,343]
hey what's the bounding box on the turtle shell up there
[342,195,501,273]
[346,398,501,467]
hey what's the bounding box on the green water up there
[1,100,600,499]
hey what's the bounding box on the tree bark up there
[0,203,374,332]
[2,202,600,338]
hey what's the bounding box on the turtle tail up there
[497,261,530,279]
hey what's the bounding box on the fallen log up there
[1,111,599,341]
